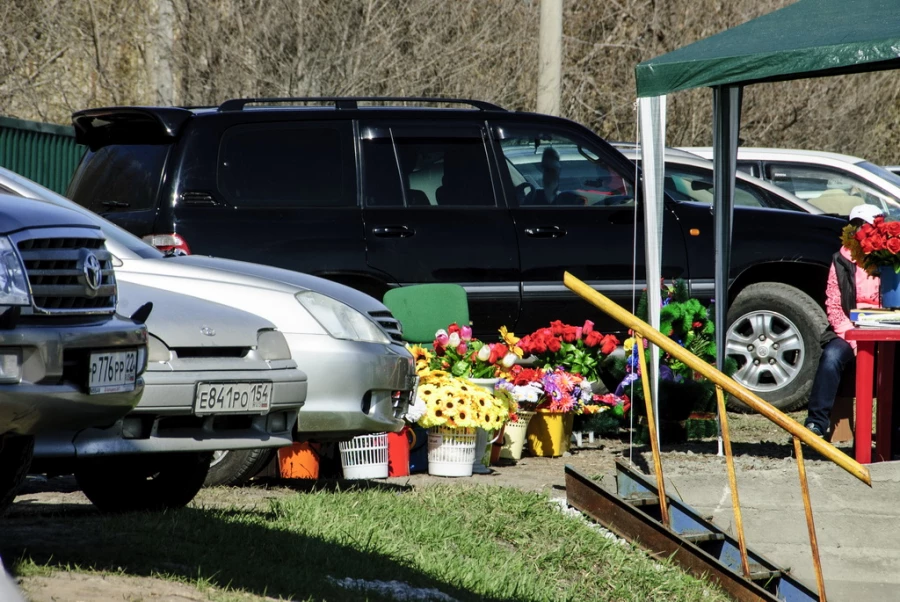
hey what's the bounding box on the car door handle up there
[372,226,415,238]
[524,226,566,238]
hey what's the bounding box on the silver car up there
[0,167,415,486]
[32,281,307,511]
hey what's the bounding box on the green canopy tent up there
[633,0,900,438]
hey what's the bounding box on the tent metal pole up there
[712,85,742,456]
[638,95,667,448]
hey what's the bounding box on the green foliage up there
[601,279,737,441]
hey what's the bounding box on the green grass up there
[5,485,729,601]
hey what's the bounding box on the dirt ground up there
[4,411,840,602]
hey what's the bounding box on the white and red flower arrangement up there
[424,323,519,378]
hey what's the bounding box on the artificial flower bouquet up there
[410,323,519,379]
[574,392,631,435]
[844,215,900,275]
[405,370,513,431]
[514,320,619,383]
[495,364,626,417]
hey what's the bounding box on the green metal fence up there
[0,116,86,195]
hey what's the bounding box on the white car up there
[612,144,823,214]
[0,168,417,486]
[682,147,900,218]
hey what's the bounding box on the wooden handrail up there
[563,271,871,486]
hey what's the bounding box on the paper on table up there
[855,319,900,328]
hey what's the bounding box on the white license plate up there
[194,382,273,415]
[89,350,138,394]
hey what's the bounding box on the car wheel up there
[724,282,827,412]
[203,448,275,487]
[74,452,212,513]
[0,435,33,515]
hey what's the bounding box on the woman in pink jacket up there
[805,204,884,437]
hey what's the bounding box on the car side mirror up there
[130,302,153,325]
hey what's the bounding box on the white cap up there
[849,204,884,224]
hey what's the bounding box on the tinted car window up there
[496,126,632,207]
[218,123,352,208]
[361,125,495,207]
[68,144,169,212]
[2,182,163,260]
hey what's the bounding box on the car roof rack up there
[217,96,505,112]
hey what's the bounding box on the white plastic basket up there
[427,427,477,477]
[338,433,389,480]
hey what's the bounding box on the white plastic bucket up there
[427,427,477,477]
[338,433,389,480]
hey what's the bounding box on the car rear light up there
[142,233,191,255]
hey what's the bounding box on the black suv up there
[67,97,845,411]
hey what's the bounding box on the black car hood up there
[0,193,101,235]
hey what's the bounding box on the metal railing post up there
[793,436,827,601]
[636,333,670,527]
[715,385,751,578]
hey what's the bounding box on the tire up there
[724,282,828,412]
[74,452,212,513]
[203,448,274,487]
[0,435,34,515]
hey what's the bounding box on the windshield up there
[856,161,900,190]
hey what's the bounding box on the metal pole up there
[712,85,742,456]
[637,332,670,527]
[793,436,828,601]
[715,385,751,578]
[537,0,563,116]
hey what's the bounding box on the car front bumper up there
[286,333,415,441]
[33,364,306,458]
[0,317,147,436]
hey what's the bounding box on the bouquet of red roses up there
[848,215,900,275]
[514,320,618,382]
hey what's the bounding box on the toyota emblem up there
[82,253,102,291]
[200,326,216,337]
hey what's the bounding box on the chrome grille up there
[17,237,117,314]
[368,310,403,343]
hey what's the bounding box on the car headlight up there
[296,291,391,344]
[147,334,171,363]
[0,237,30,306]
[257,329,292,360]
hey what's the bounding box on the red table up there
[844,328,898,464]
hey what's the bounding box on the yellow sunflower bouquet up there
[415,370,513,431]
